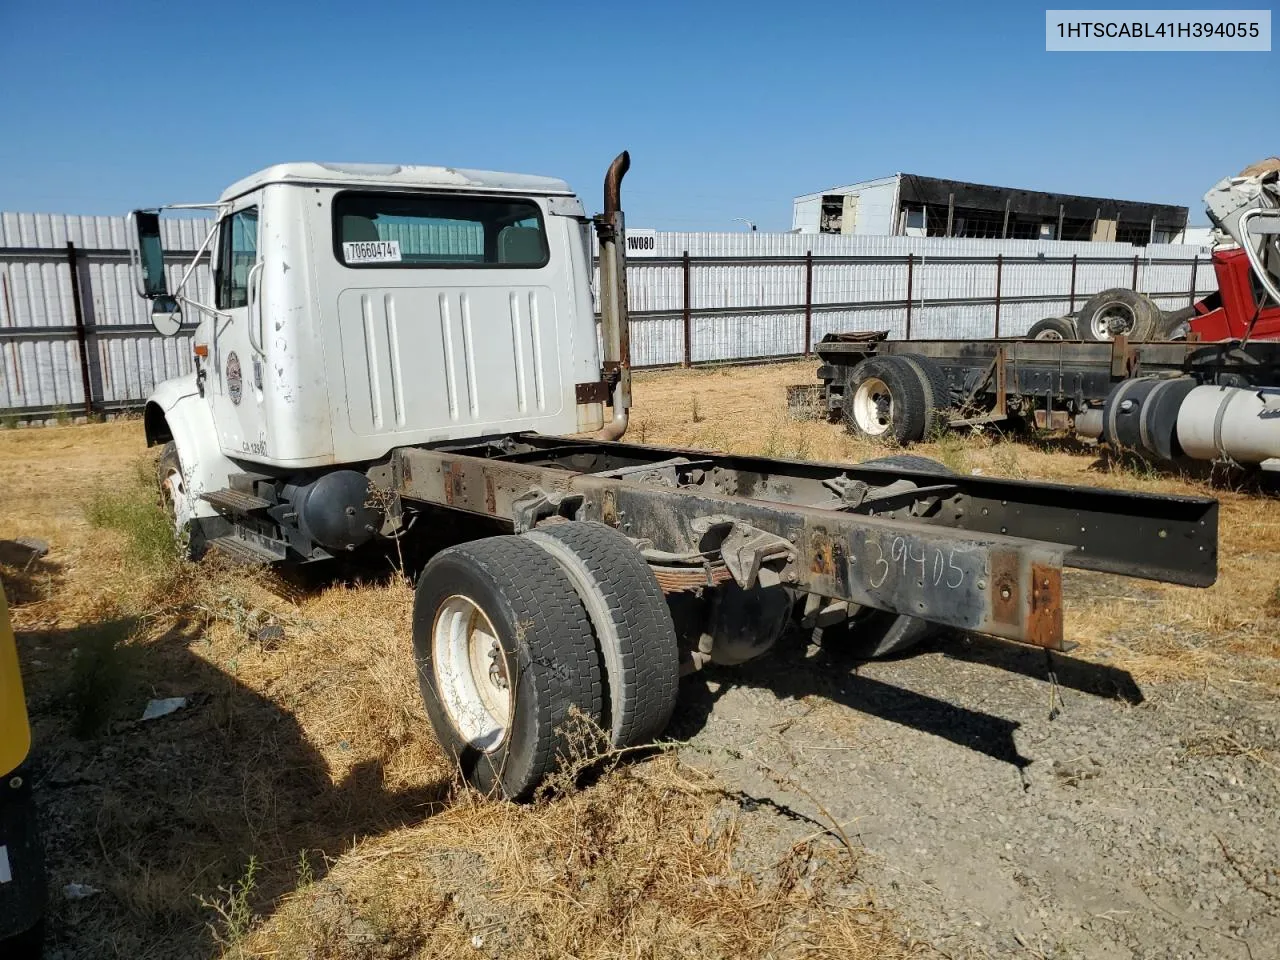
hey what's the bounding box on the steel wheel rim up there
[1092,300,1136,339]
[432,594,511,751]
[160,465,188,523]
[1034,329,1065,341]
[852,377,893,436]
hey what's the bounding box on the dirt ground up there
[2,359,1278,959]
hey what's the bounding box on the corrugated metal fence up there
[0,212,1217,417]
[622,232,1216,367]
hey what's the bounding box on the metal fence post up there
[1131,254,1139,290]
[1188,256,1199,307]
[66,241,94,418]
[1069,254,1078,312]
[905,253,915,339]
[681,251,691,367]
[803,251,813,356]
[994,254,1003,338]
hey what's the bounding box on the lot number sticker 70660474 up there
[343,240,402,264]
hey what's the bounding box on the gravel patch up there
[673,630,1280,960]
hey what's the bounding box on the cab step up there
[206,535,283,567]
[201,488,272,514]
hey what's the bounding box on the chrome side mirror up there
[150,296,183,337]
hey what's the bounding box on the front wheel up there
[413,536,603,800]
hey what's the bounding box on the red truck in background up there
[1027,159,1280,344]
[1173,246,1280,341]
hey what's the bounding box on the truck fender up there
[142,375,237,526]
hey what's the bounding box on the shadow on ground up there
[669,626,1144,775]
[15,607,450,960]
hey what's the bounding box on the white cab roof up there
[219,162,575,202]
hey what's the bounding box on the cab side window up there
[215,207,259,309]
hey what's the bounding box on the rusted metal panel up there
[574,380,609,404]
[1027,563,1064,649]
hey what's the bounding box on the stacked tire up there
[1075,289,1163,342]
[842,354,949,444]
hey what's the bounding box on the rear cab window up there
[333,193,549,269]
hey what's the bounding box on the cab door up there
[208,201,270,458]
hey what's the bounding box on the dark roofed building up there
[792,173,1188,245]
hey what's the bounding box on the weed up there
[1267,582,1280,619]
[928,423,969,473]
[294,849,315,890]
[85,458,180,574]
[0,412,20,429]
[53,405,71,426]
[199,856,260,954]
[791,423,812,460]
[760,418,784,458]
[690,395,703,423]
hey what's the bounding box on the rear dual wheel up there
[413,524,680,800]
[844,354,948,444]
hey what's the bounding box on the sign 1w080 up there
[624,229,658,258]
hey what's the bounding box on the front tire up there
[413,536,603,800]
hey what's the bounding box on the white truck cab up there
[145,162,605,466]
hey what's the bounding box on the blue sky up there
[0,1,1273,229]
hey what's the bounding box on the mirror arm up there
[172,219,220,303]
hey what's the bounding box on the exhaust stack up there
[591,151,632,441]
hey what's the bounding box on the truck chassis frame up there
[817,331,1280,429]
[313,433,1224,653]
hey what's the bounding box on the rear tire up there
[900,354,949,439]
[525,521,680,748]
[824,454,955,658]
[858,453,952,474]
[1026,316,1077,341]
[844,356,931,444]
[413,536,603,800]
[819,607,942,659]
[1077,289,1162,342]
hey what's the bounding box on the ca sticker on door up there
[343,240,401,264]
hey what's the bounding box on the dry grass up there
[0,412,924,959]
[3,358,1277,957]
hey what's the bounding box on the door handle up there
[246,261,266,357]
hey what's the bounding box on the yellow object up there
[0,586,31,777]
